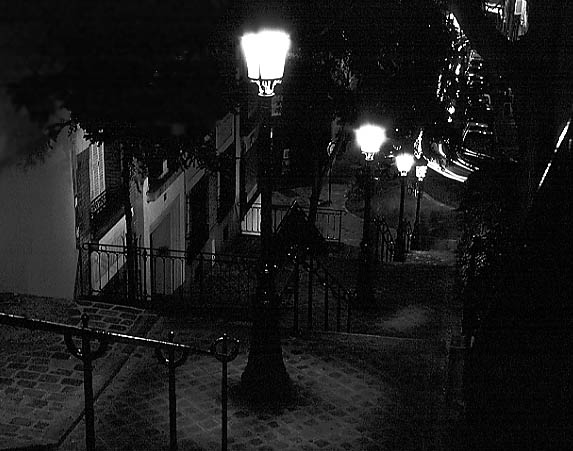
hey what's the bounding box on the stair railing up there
[372,216,395,263]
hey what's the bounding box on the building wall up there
[142,173,186,252]
[0,95,78,298]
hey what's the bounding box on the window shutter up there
[89,143,106,200]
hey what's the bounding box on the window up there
[89,143,105,201]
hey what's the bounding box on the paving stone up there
[10,417,32,427]
[25,398,48,409]
[61,377,83,386]
[16,380,37,389]
[0,377,13,385]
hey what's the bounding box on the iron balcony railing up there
[89,189,123,239]
[78,243,259,316]
[241,203,344,245]
[0,312,239,451]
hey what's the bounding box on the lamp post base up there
[241,302,292,403]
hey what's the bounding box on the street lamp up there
[240,29,291,397]
[394,152,414,262]
[356,124,387,304]
[411,158,428,250]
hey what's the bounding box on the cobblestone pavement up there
[60,318,448,451]
[0,298,157,450]
[1,181,462,450]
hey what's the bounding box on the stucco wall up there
[0,97,77,298]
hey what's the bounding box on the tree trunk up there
[120,142,138,305]
[308,144,322,225]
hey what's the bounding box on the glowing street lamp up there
[356,124,387,304]
[411,158,428,250]
[394,152,414,262]
[241,30,290,97]
[240,29,291,397]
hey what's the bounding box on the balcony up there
[90,188,124,241]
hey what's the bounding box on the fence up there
[373,216,395,263]
[241,203,344,245]
[78,243,258,316]
[0,312,239,451]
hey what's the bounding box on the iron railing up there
[78,243,258,315]
[241,203,344,245]
[276,251,353,335]
[371,216,413,263]
[405,220,414,253]
[0,312,239,451]
[372,216,395,263]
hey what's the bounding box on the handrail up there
[294,255,354,334]
[80,243,259,310]
[372,216,395,263]
[0,311,239,451]
[242,202,345,244]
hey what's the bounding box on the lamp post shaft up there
[412,180,423,250]
[359,162,374,304]
[260,98,274,280]
[395,175,407,262]
[241,95,290,398]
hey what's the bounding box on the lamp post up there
[411,158,428,250]
[355,124,386,305]
[240,29,291,397]
[394,152,414,262]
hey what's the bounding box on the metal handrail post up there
[221,336,228,451]
[324,281,329,331]
[293,258,299,335]
[307,256,313,331]
[336,286,342,332]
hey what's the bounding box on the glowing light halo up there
[355,124,386,161]
[241,30,290,97]
[395,153,414,176]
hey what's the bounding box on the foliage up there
[456,160,521,330]
[5,0,237,170]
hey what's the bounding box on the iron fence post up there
[210,335,240,451]
[168,344,177,450]
[347,294,352,333]
[155,330,190,451]
[142,248,148,301]
[221,335,228,451]
[307,256,313,331]
[82,333,95,451]
[324,280,329,331]
[199,254,204,299]
[336,286,341,332]
[293,258,299,336]
[337,213,342,248]
[63,314,108,451]
[87,244,93,296]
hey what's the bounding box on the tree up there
[280,0,451,223]
[450,2,573,448]
[5,0,236,303]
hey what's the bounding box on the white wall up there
[0,125,77,299]
[142,173,186,251]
